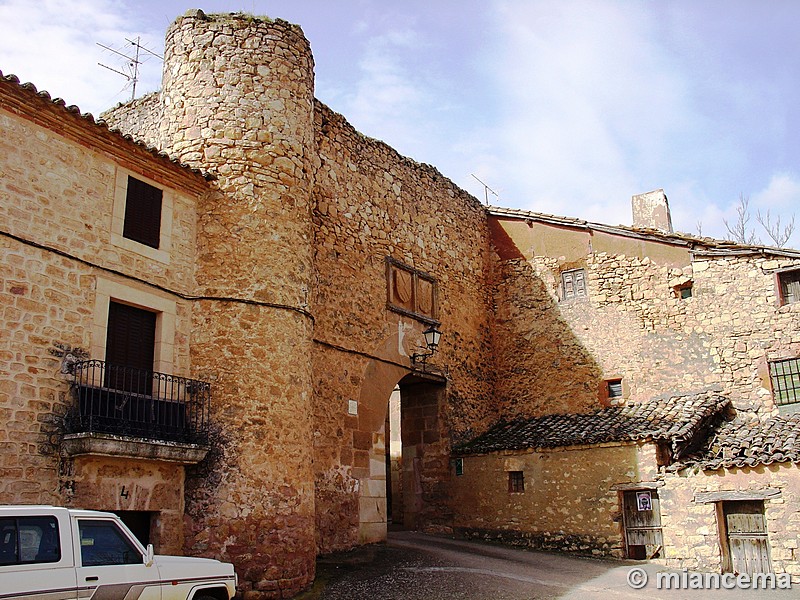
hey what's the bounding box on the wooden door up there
[622,490,663,559]
[723,501,771,574]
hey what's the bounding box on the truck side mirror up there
[145,544,155,567]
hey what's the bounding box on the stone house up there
[453,198,800,579]
[2,9,800,598]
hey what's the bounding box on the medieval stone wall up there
[310,102,496,553]
[101,91,163,147]
[149,12,319,598]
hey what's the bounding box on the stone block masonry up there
[10,5,800,596]
[0,69,205,551]
[156,11,318,598]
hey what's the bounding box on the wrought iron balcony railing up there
[67,359,211,446]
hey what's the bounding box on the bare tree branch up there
[756,209,795,248]
[724,193,759,245]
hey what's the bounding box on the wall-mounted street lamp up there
[411,324,442,369]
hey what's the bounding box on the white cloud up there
[753,173,800,212]
[750,174,800,248]
[0,0,163,116]
[464,0,700,226]
[330,25,449,163]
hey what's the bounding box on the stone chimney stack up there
[632,189,673,233]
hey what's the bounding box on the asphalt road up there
[298,531,800,600]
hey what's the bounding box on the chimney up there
[632,189,673,233]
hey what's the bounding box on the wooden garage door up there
[723,501,771,575]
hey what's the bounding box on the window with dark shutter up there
[561,268,587,301]
[123,176,163,249]
[607,379,623,400]
[779,270,800,305]
[105,301,157,395]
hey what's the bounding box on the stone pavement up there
[297,531,800,600]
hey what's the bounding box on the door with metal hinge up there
[622,490,663,559]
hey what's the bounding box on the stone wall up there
[661,463,800,581]
[0,80,204,548]
[152,11,319,598]
[310,101,495,553]
[100,7,497,589]
[452,442,660,557]
[66,455,186,553]
[101,91,163,146]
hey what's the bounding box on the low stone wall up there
[451,442,660,558]
[456,527,621,557]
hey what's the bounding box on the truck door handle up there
[85,576,99,581]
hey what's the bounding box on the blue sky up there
[1,0,798,246]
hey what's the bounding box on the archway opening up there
[351,346,450,544]
[358,371,449,543]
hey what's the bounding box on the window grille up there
[508,471,525,493]
[769,358,800,406]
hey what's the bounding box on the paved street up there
[299,531,800,600]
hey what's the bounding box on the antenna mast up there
[97,37,163,101]
[471,174,500,206]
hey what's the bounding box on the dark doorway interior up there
[114,511,153,547]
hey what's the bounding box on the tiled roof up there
[487,205,800,258]
[0,70,211,180]
[680,413,800,470]
[454,391,730,455]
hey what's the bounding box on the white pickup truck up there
[0,505,237,599]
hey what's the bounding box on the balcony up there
[63,360,211,462]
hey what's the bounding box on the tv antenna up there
[97,37,163,101]
[471,174,500,206]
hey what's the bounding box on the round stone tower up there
[160,11,316,597]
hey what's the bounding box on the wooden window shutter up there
[123,176,163,249]
[561,269,586,300]
[574,269,586,298]
[105,301,157,394]
[780,270,800,304]
[562,271,575,299]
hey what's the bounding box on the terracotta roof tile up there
[454,391,730,455]
[679,412,800,470]
[0,70,211,181]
